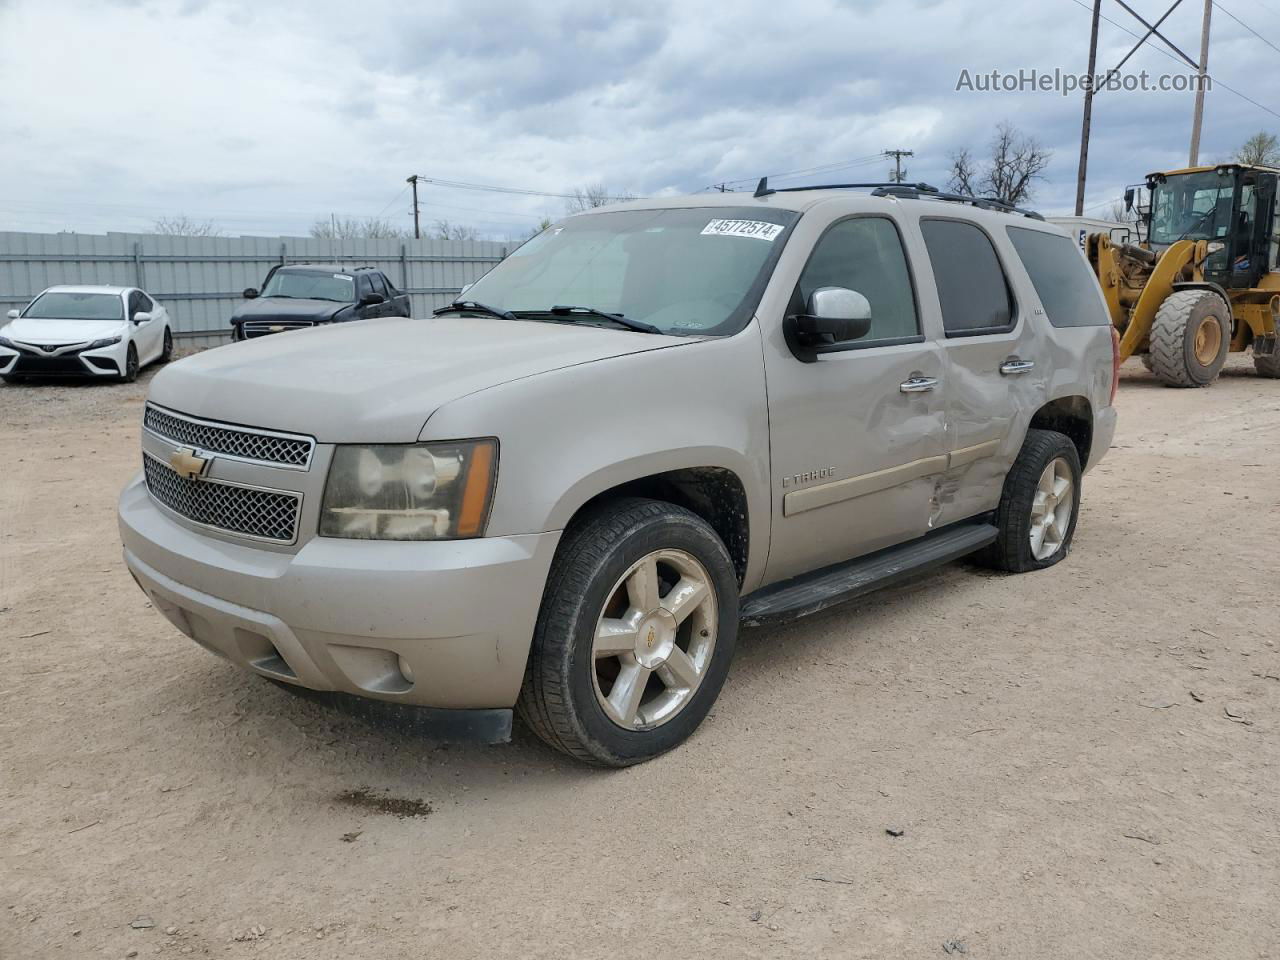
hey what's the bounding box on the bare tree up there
[1107,199,1129,222]
[310,216,408,240]
[152,215,221,237]
[433,219,479,241]
[564,183,636,215]
[947,122,1052,206]
[526,216,554,239]
[947,149,979,197]
[1236,131,1280,166]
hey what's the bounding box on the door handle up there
[1000,359,1036,375]
[899,376,939,393]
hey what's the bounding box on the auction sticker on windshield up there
[700,219,784,241]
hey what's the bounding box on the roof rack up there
[751,176,1044,221]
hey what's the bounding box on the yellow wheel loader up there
[1085,163,1280,387]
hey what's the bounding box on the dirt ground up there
[1,356,1277,960]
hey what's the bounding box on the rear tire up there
[1254,348,1280,379]
[158,327,174,363]
[1148,290,1230,387]
[517,497,738,767]
[973,429,1082,574]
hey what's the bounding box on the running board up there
[739,521,998,627]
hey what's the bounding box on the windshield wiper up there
[540,305,662,335]
[433,299,519,322]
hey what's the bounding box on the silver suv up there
[118,182,1119,766]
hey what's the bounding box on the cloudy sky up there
[2,0,1277,240]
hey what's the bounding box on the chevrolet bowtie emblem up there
[170,446,211,480]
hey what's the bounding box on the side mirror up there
[243,287,259,299]
[6,309,18,320]
[786,287,873,362]
[360,292,385,306]
[1123,187,1135,212]
[132,311,152,324]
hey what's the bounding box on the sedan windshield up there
[24,292,123,321]
[463,206,799,336]
[261,270,355,302]
[1149,170,1235,245]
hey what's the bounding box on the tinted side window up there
[137,292,154,311]
[920,219,1014,336]
[356,275,373,300]
[128,292,146,317]
[368,272,388,297]
[797,217,919,343]
[1007,227,1110,327]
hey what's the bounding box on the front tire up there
[974,429,1082,573]
[119,344,139,383]
[517,498,738,767]
[1148,290,1230,387]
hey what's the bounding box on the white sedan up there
[0,285,173,384]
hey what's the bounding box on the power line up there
[1062,0,1280,120]
[708,153,887,191]
[409,176,638,201]
[1211,1,1280,56]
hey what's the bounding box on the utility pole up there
[406,174,421,240]
[1074,0,1102,216]
[1188,0,1212,167]
[884,149,913,183]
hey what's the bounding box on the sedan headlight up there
[320,439,497,540]
[86,336,122,350]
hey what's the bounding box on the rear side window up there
[1007,227,1109,327]
[796,216,919,345]
[920,219,1014,336]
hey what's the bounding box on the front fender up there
[420,325,774,589]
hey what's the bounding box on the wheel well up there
[1029,397,1092,468]
[570,468,750,585]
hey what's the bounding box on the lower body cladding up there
[118,474,561,742]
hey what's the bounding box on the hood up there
[1,317,127,345]
[148,314,694,442]
[229,298,348,323]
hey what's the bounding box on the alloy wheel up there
[591,549,718,730]
[1030,457,1073,560]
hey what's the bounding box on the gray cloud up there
[1,0,1275,239]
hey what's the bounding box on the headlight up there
[320,439,497,540]
[87,336,122,350]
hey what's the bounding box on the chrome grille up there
[143,455,301,543]
[243,320,313,338]
[144,405,313,469]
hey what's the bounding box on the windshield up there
[463,206,799,336]
[261,270,355,302]
[1149,170,1235,245]
[24,291,124,321]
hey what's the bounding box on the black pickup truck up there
[230,264,412,340]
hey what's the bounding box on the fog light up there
[397,654,414,684]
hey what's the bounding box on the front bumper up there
[0,343,123,377]
[119,473,561,710]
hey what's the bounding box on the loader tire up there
[1148,290,1230,387]
[1140,353,1154,372]
[1254,349,1280,379]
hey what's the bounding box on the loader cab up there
[1142,164,1279,289]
